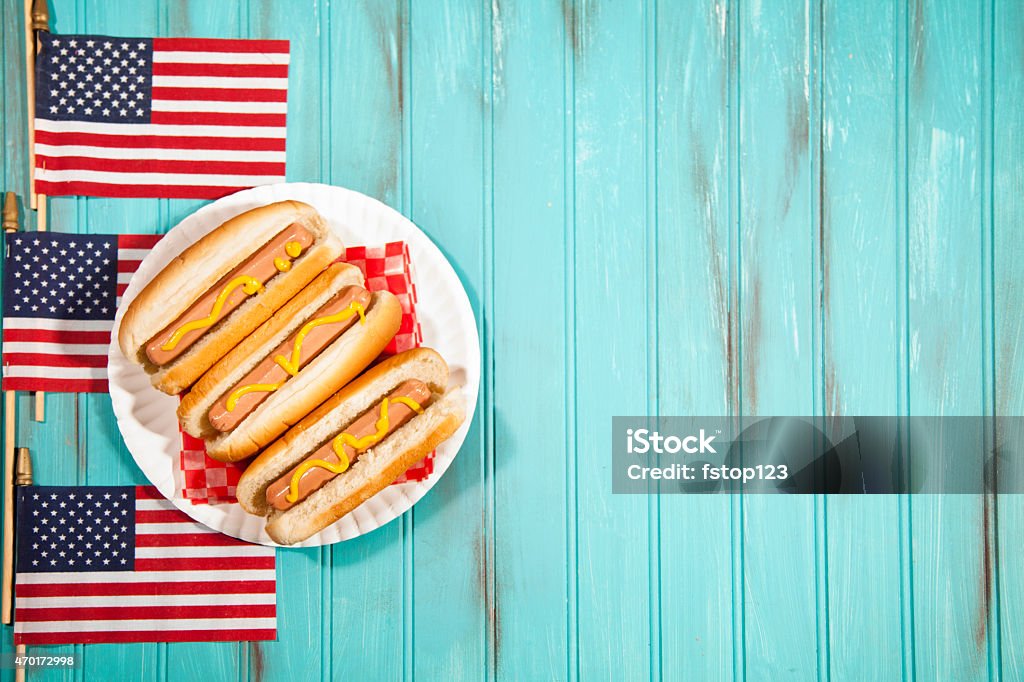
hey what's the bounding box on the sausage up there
[144,224,315,365]
[265,379,433,511]
[207,285,373,432]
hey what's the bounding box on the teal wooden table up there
[2,0,1022,680]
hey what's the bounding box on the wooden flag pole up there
[1,403,13,629]
[11,448,32,682]
[2,193,20,627]
[32,197,45,422]
[27,0,49,422]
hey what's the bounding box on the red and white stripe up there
[35,38,289,199]
[117,233,162,298]
[1,319,110,392]
[2,233,162,393]
[14,486,276,645]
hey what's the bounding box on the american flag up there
[2,231,161,392]
[35,32,289,199]
[14,485,276,645]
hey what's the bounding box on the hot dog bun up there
[118,200,343,394]
[178,262,403,462]
[237,348,466,545]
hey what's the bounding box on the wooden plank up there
[406,0,489,679]
[489,1,570,679]
[654,1,736,679]
[571,0,653,678]
[905,0,991,679]
[736,0,821,677]
[322,1,406,679]
[820,1,905,679]
[993,0,1023,676]
[322,0,405,201]
[2,0,26,192]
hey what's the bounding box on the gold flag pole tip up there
[2,193,18,233]
[15,449,33,487]
[31,0,49,32]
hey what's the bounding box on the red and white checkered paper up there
[179,241,430,505]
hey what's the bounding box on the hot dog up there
[145,225,315,366]
[177,262,403,463]
[118,201,343,394]
[265,379,432,510]
[236,348,466,545]
[206,285,373,433]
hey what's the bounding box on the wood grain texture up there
[571,0,654,678]
[820,1,904,679]
[737,0,821,678]
[491,2,571,679]
[906,2,992,680]
[0,0,1021,680]
[408,0,490,679]
[655,1,736,679]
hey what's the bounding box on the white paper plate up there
[108,183,480,547]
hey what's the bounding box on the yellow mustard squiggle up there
[226,382,282,412]
[224,301,368,412]
[285,396,424,503]
[273,301,367,377]
[161,276,264,351]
